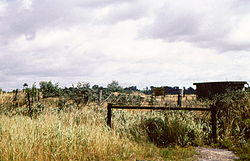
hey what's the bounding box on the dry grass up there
[0,92,26,106]
[0,108,167,161]
[0,91,206,160]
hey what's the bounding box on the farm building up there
[193,81,248,99]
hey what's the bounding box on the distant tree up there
[107,81,123,92]
[63,82,93,107]
[92,84,100,90]
[39,81,61,98]
[142,86,152,95]
[124,86,138,92]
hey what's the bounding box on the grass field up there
[0,106,199,160]
[0,90,249,160]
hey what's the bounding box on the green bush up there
[142,111,210,146]
[214,90,250,141]
[39,81,61,98]
[107,81,124,92]
[213,90,250,160]
[112,110,210,147]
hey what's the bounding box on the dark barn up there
[193,81,248,99]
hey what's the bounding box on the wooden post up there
[211,105,217,143]
[13,89,18,107]
[177,94,182,107]
[98,89,102,105]
[27,92,32,117]
[177,89,183,107]
[107,104,112,128]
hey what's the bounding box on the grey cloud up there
[0,0,143,41]
[0,0,145,46]
[0,0,101,43]
[143,10,199,41]
[141,1,250,51]
[0,47,115,79]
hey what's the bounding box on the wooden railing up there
[107,104,217,143]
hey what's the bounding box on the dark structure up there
[124,86,139,92]
[152,87,166,96]
[194,81,248,99]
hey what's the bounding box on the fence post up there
[107,104,112,128]
[98,89,102,105]
[211,105,217,143]
[27,92,32,117]
[13,89,19,107]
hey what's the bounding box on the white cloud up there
[0,0,250,90]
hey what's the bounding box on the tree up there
[63,82,93,107]
[107,81,123,92]
[39,81,61,98]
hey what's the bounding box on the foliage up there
[39,81,61,98]
[109,93,144,106]
[112,110,210,147]
[213,90,250,139]
[142,112,209,146]
[141,86,152,95]
[212,90,250,160]
[62,82,93,107]
[107,81,124,92]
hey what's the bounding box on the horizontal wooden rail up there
[111,105,211,111]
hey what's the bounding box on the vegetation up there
[0,81,249,160]
[0,105,199,160]
[39,81,61,98]
[212,90,250,160]
[107,81,124,92]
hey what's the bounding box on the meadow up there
[0,82,249,160]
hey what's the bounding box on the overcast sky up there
[0,0,250,90]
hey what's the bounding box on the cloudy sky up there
[0,0,250,90]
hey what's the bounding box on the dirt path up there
[196,147,239,161]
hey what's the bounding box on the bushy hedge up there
[213,90,250,160]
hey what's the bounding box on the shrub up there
[112,110,210,147]
[39,81,61,98]
[107,81,124,92]
[214,90,250,140]
[62,82,93,107]
[213,90,250,159]
[141,111,210,146]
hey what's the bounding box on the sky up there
[0,0,250,91]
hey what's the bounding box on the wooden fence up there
[107,104,217,142]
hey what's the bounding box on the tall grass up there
[112,110,210,147]
[0,108,163,160]
[0,103,207,160]
[212,90,250,160]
